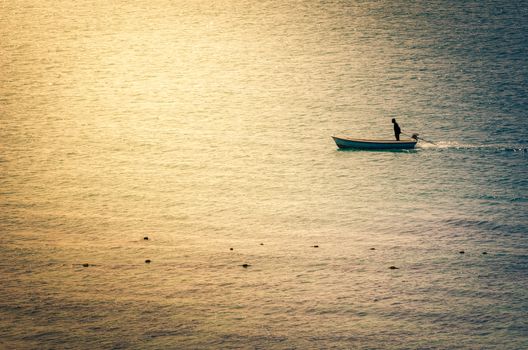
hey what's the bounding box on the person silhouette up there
[392,118,401,141]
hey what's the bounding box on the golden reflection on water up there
[2,0,377,240]
[2,1,527,349]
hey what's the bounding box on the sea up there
[1,1,527,349]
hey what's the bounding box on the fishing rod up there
[403,132,437,145]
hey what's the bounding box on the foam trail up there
[417,141,528,152]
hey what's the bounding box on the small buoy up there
[313,245,319,248]
[459,251,465,254]
[241,264,250,268]
[143,237,149,240]
[389,266,399,270]
[482,252,488,255]
[82,263,89,267]
[145,259,151,264]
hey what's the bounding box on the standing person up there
[392,118,401,141]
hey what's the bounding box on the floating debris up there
[370,248,376,250]
[145,259,151,264]
[143,237,149,240]
[313,245,319,248]
[260,243,264,246]
[230,248,233,251]
[482,252,488,255]
[459,251,465,254]
[75,263,97,268]
[389,266,399,270]
[241,264,251,268]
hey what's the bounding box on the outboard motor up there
[411,133,419,140]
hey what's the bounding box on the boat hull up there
[332,136,417,150]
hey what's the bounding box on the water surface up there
[1,1,527,349]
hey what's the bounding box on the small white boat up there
[332,136,417,150]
